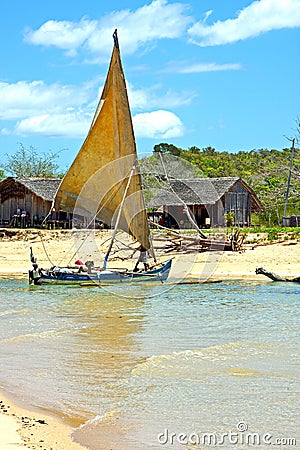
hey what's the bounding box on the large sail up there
[55,31,150,250]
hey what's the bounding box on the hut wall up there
[225,182,252,226]
[193,205,210,227]
[164,205,200,229]
[0,197,26,223]
[209,199,225,227]
[0,194,51,226]
[164,202,227,229]
[0,198,14,224]
[26,194,51,223]
[164,205,186,228]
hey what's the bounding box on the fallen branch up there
[255,267,300,283]
[149,221,246,252]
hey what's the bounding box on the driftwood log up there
[255,267,300,283]
[149,220,245,252]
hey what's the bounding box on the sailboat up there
[29,30,172,285]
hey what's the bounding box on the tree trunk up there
[255,267,300,283]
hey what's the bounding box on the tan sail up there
[55,32,150,250]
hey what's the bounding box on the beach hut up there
[148,177,264,228]
[0,177,66,227]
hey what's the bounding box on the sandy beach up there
[0,391,86,450]
[0,228,299,280]
[0,228,299,448]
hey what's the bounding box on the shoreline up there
[0,389,88,450]
[0,230,299,448]
[0,229,299,281]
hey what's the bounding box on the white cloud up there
[133,110,184,138]
[0,79,186,139]
[128,83,196,110]
[14,113,91,138]
[24,18,98,56]
[0,80,88,120]
[0,80,95,138]
[24,0,192,58]
[168,62,242,74]
[0,128,11,136]
[189,0,300,46]
[13,109,185,140]
[13,109,184,140]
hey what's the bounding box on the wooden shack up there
[148,177,264,228]
[0,177,64,227]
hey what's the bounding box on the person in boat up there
[29,263,44,285]
[75,259,86,273]
[32,263,39,279]
[133,245,149,272]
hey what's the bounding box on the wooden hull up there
[29,259,173,286]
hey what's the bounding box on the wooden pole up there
[158,152,207,239]
[283,138,295,221]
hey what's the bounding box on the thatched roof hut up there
[0,177,61,227]
[148,177,264,228]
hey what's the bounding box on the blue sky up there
[1,0,299,170]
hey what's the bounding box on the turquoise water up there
[0,276,299,449]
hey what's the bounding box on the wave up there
[0,308,29,317]
[72,409,120,435]
[0,328,71,343]
[73,413,106,431]
[132,342,274,378]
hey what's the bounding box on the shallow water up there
[0,276,299,449]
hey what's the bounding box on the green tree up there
[153,142,182,156]
[0,143,65,178]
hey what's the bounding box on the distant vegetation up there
[236,226,300,242]
[1,138,299,228]
[0,143,65,179]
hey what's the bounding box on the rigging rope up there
[37,160,154,268]
[38,231,55,266]
[158,152,207,240]
[34,206,56,266]
[63,163,138,267]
